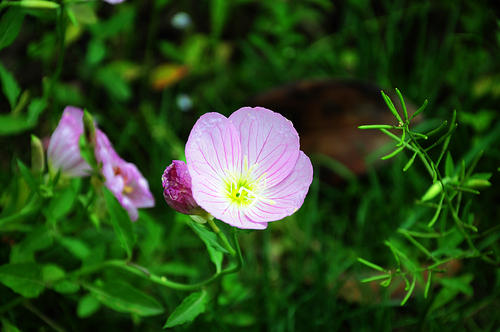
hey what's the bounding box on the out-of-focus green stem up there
[69,231,244,291]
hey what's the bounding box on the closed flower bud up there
[31,134,45,174]
[162,160,204,216]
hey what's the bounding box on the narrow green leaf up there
[424,271,432,299]
[86,281,163,317]
[0,263,44,298]
[103,187,136,258]
[381,145,405,160]
[425,120,448,137]
[357,258,385,272]
[381,90,402,123]
[17,159,38,194]
[400,276,416,306]
[360,274,390,283]
[427,194,445,227]
[210,0,229,38]
[0,8,25,51]
[164,291,208,328]
[0,61,21,109]
[358,124,395,129]
[403,151,418,172]
[445,152,454,178]
[410,99,428,121]
[395,88,408,122]
[436,110,457,167]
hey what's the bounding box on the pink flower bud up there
[162,160,203,215]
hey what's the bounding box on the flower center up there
[226,177,255,206]
[114,166,134,195]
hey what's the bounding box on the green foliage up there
[358,89,496,307]
[164,291,208,328]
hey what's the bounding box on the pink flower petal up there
[96,129,154,221]
[229,107,300,188]
[186,112,242,181]
[244,151,313,222]
[47,106,92,177]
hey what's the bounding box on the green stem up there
[406,131,478,252]
[0,297,24,314]
[69,232,243,291]
[23,301,66,332]
[207,218,236,256]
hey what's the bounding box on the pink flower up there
[185,107,313,230]
[103,0,125,4]
[47,107,92,177]
[162,160,204,215]
[96,131,155,221]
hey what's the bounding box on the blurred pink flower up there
[96,131,155,221]
[162,160,203,215]
[185,107,313,230]
[103,0,125,4]
[47,106,92,177]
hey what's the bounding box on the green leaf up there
[188,220,226,271]
[10,226,53,263]
[0,97,46,135]
[77,294,101,318]
[403,151,418,172]
[0,263,44,298]
[95,66,131,101]
[164,291,208,328]
[1,318,21,332]
[53,280,80,294]
[424,271,432,299]
[221,312,256,327]
[430,274,473,311]
[210,0,229,38]
[44,179,80,222]
[395,88,408,122]
[445,152,454,178]
[421,181,443,201]
[103,187,136,258]
[58,236,91,260]
[42,264,65,283]
[400,275,416,306]
[0,8,25,51]
[357,258,385,272]
[380,90,402,123]
[358,124,395,129]
[17,159,38,194]
[86,281,163,317]
[410,99,428,121]
[0,61,21,109]
[381,145,405,160]
[187,220,229,254]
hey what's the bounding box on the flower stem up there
[69,231,244,291]
[207,218,237,257]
